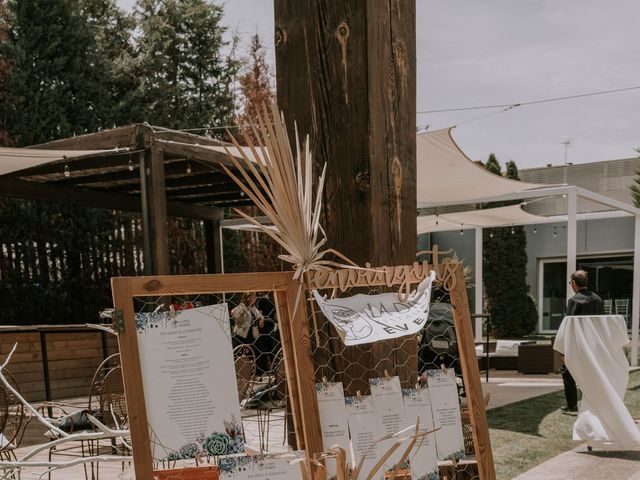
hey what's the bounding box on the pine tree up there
[0,0,11,145]
[0,0,136,143]
[80,0,137,127]
[483,156,538,337]
[131,0,238,130]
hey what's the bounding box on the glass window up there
[541,255,633,331]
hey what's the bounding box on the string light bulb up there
[489,230,494,238]
[63,164,70,178]
[186,161,192,174]
[128,157,135,171]
[553,226,557,237]
[459,224,464,235]
[511,226,515,235]
[533,226,537,234]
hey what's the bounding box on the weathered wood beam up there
[101,173,233,194]
[28,125,142,151]
[168,192,246,203]
[154,140,238,169]
[9,153,133,178]
[0,177,222,220]
[49,166,140,185]
[165,184,241,197]
[162,171,229,188]
[150,129,229,148]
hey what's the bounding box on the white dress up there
[554,315,640,450]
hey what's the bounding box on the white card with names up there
[425,369,465,461]
[316,382,351,477]
[402,387,439,479]
[369,376,406,472]
[345,395,384,480]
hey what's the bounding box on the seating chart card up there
[217,454,304,480]
[135,304,244,461]
[402,387,439,480]
[316,381,351,477]
[369,376,406,471]
[425,369,465,461]
[345,395,384,480]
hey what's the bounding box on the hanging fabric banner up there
[312,271,436,346]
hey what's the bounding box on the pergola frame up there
[420,184,640,367]
[0,124,256,276]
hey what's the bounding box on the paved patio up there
[6,371,565,479]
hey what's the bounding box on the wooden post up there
[449,264,496,480]
[111,277,155,480]
[274,0,416,267]
[274,0,418,403]
[205,209,224,274]
[277,280,324,478]
[140,148,170,275]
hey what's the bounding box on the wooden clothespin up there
[440,363,448,374]
[356,390,363,401]
[384,369,391,380]
[322,376,328,385]
[169,304,176,318]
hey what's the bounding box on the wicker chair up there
[0,370,32,479]
[45,353,123,480]
[254,349,288,452]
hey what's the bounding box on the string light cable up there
[417,85,640,115]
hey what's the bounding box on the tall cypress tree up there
[483,157,538,337]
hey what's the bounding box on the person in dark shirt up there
[560,270,605,413]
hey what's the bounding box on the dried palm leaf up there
[220,102,361,319]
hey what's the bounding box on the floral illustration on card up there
[163,416,244,461]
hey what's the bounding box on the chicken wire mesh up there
[308,280,481,480]
[98,272,484,480]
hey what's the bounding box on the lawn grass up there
[488,369,640,480]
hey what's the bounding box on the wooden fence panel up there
[0,332,45,401]
[0,327,118,402]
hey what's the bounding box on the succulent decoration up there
[444,449,465,461]
[416,472,440,480]
[163,417,244,461]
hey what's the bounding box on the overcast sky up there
[118,0,640,169]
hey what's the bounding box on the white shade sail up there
[416,128,551,207]
[417,204,558,233]
[0,147,117,176]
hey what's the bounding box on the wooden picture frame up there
[111,261,495,480]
